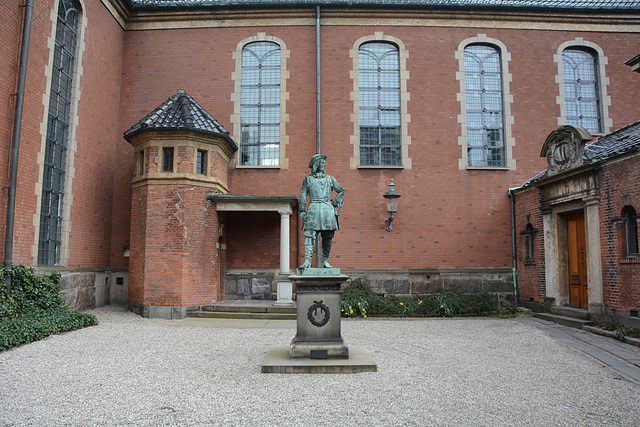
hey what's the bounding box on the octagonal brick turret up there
[124,90,237,318]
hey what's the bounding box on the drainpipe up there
[4,0,34,292]
[315,5,322,268]
[316,5,321,155]
[508,187,520,308]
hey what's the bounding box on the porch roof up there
[207,194,298,212]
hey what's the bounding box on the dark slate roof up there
[584,120,640,161]
[522,120,640,187]
[124,89,237,150]
[127,0,640,10]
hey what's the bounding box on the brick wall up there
[129,183,219,308]
[1,0,124,269]
[599,155,640,316]
[3,6,640,308]
[512,186,546,304]
[116,24,640,276]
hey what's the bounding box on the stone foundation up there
[45,269,130,311]
[225,268,515,305]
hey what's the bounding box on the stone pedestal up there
[275,275,294,307]
[289,271,349,359]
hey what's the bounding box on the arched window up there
[563,47,601,134]
[240,41,281,166]
[623,206,638,257]
[464,44,504,167]
[38,0,81,266]
[358,42,401,166]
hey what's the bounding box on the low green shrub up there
[0,265,98,351]
[598,320,639,341]
[341,278,497,318]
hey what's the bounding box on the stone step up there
[187,311,297,320]
[534,312,595,329]
[550,306,591,320]
[200,304,296,314]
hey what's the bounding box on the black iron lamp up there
[383,179,401,232]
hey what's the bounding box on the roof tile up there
[124,89,236,150]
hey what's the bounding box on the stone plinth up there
[289,273,349,359]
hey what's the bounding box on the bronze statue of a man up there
[298,154,345,270]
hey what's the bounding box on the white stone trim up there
[456,34,515,170]
[554,38,612,134]
[349,32,411,169]
[32,0,86,266]
[230,33,290,169]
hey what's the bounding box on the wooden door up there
[567,212,588,309]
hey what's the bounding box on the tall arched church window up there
[623,206,639,257]
[359,42,401,166]
[240,41,281,166]
[563,47,602,134]
[38,0,81,266]
[464,44,504,167]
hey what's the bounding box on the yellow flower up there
[364,301,367,304]
[349,306,352,309]
[440,305,444,308]
[399,302,404,306]
[358,302,361,306]
[363,315,367,318]
[419,300,423,305]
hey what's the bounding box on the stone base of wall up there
[347,269,515,307]
[40,269,129,312]
[224,268,515,305]
[225,269,277,300]
[128,303,200,319]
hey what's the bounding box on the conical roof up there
[124,89,237,150]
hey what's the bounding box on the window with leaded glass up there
[38,0,80,266]
[563,47,601,134]
[464,44,505,167]
[623,206,638,257]
[196,149,207,175]
[240,41,280,166]
[359,42,401,166]
[162,147,174,173]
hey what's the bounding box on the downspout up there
[508,187,520,308]
[316,5,321,155]
[315,5,322,268]
[4,0,34,292]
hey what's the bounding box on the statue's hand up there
[300,212,307,222]
[331,199,339,207]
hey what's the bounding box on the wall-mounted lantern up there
[383,179,401,232]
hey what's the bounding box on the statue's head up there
[308,154,327,171]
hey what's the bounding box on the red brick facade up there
[599,155,640,317]
[513,126,640,325]
[1,1,639,316]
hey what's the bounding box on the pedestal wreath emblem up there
[307,300,330,327]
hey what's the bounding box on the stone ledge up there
[261,346,377,374]
[583,325,640,348]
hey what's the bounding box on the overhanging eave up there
[208,194,298,213]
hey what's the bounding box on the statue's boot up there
[321,238,333,268]
[298,237,315,270]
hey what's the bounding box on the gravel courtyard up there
[1,305,639,426]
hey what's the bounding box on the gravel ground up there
[1,305,639,426]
